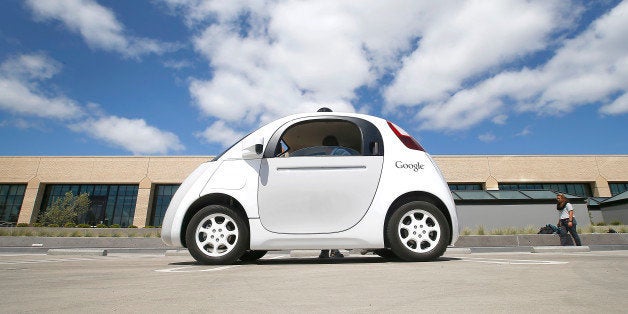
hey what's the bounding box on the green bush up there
[16,223,29,227]
[31,222,43,227]
[47,223,59,228]
[595,222,607,226]
[610,220,623,226]
[95,224,107,228]
[110,224,121,228]
[76,223,90,228]
[127,225,138,228]
[38,229,52,236]
[144,225,155,228]
[70,230,83,237]
[39,191,90,227]
[477,225,485,235]
[64,222,76,228]
[19,230,33,236]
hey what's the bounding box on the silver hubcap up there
[195,213,239,257]
[398,209,441,253]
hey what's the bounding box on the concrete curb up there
[165,249,190,256]
[0,236,167,248]
[47,249,108,256]
[453,233,627,247]
[531,246,591,253]
[446,248,472,254]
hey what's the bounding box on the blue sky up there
[0,0,626,156]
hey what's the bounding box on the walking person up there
[556,193,582,246]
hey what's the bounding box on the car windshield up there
[210,132,252,162]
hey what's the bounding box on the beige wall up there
[0,157,208,226]
[434,155,628,197]
[1,155,627,226]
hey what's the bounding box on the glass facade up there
[0,184,26,224]
[150,184,179,227]
[609,183,628,196]
[40,184,138,227]
[449,184,483,191]
[499,183,592,197]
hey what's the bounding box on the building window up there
[0,184,26,224]
[449,184,483,191]
[499,183,592,197]
[40,184,138,227]
[609,183,628,196]
[150,184,179,227]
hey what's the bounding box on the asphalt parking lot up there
[1,250,626,313]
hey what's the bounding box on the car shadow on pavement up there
[167,256,460,266]
[252,256,461,265]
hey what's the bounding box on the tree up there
[39,191,91,226]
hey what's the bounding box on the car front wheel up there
[185,205,248,265]
[386,201,450,262]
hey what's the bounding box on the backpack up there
[538,226,553,234]
[538,224,561,234]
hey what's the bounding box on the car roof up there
[275,111,384,125]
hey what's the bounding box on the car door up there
[257,116,384,234]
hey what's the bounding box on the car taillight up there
[387,121,425,151]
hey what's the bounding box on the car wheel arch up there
[384,191,453,247]
[180,193,249,248]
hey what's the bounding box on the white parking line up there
[155,265,240,273]
[0,257,97,265]
[460,257,568,265]
[155,255,287,273]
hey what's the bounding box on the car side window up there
[274,120,362,158]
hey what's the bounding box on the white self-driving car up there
[161,109,459,264]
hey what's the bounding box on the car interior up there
[274,120,362,157]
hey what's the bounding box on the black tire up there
[386,201,450,262]
[185,205,248,265]
[239,250,268,262]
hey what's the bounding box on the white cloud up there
[162,0,627,139]
[173,0,432,139]
[415,1,628,131]
[0,118,47,131]
[0,53,61,80]
[70,116,185,155]
[163,59,192,70]
[492,115,508,125]
[600,93,628,115]
[478,132,496,143]
[516,126,532,137]
[0,54,83,119]
[384,0,572,108]
[0,54,185,155]
[25,0,178,58]
[195,120,245,148]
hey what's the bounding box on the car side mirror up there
[242,138,264,159]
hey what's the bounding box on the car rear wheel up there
[386,201,450,262]
[185,205,248,265]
